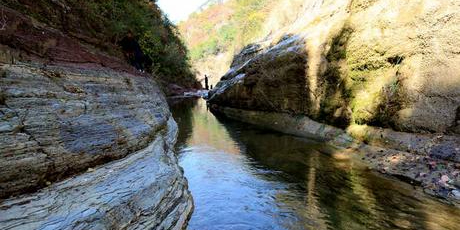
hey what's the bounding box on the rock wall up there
[1,64,164,197]
[209,0,460,134]
[0,118,193,230]
[0,4,193,229]
[0,63,193,229]
[208,0,460,200]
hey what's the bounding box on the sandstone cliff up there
[209,0,460,201]
[0,2,193,229]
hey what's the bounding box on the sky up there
[157,0,209,23]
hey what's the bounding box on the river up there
[169,98,460,230]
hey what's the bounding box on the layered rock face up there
[209,0,460,199]
[0,4,193,229]
[0,117,193,229]
[210,0,460,145]
[1,64,162,196]
[0,63,193,229]
[210,0,460,134]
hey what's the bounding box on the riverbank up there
[209,104,460,206]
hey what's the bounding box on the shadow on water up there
[168,98,197,147]
[169,98,460,230]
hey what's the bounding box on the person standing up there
[204,75,209,90]
[119,31,146,71]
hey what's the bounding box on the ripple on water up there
[170,99,460,230]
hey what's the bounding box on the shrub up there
[3,0,197,88]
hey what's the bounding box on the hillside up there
[1,0,200,94]
[179,0,275,85]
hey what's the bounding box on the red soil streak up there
[0,6,147,77]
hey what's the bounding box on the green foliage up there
[232,0,269,45]
[83,0,195,84]
[190,37,220,60]
[3,0,197,88]
[183,0,274,62]
[217,25,237,45]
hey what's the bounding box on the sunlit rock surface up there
[210,0,460,134]
[209,0,460,201]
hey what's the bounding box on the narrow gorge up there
[1,0,460,229]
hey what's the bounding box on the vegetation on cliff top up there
[179,0,274,62]
[2,0,198,89]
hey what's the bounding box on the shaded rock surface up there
[0,3,193,229]
[0,6,136,75]
[0,64,193,229]
[0,119,193,230]
[0,63,193,229]
[0,63,171,198]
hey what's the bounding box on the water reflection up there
[169,99,460,230]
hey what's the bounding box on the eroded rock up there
[0,119,193,230]
[0,64,175,198]
[209,0,460,134]
[0,63,193,229]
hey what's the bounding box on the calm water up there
[169,98,460,230]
